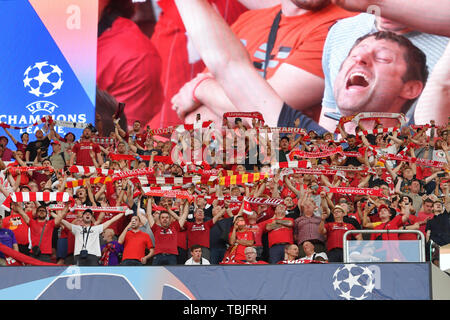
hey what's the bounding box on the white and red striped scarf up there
[11,192,73,203]
[110,167,155,182]
[135,175,217,186]
[7,166,54,174]
[2,192,74,210]
[69,165,120,176]
[141,187,194,201]
[48,204,130,214]
[292,146,344,159]
[270,160,311,170]
[357,127,400,136]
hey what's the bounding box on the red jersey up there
[72,141,101,166]
[228,229,254,261]
[177,228,187,250]
[151,221,181,255]
[185,219,215,249]
[97,17,164,128]
[2,212,32,245]
[29,219,56,255]
[229,4,355,120]
[96,211,125,237]
[122,230,153,261]
[246,223,264,247]
[129,132,148,149]
[417,211,434,236]
[324,221,355,251]
[264,217,294,248]
[60,211,79,255]
[370,215,404,241]
[398,214,419,241]
[15,142,27,154]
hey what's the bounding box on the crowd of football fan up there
[0,115,448,266]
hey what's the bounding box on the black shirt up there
[426,210,450,246]
[26,137,50,161]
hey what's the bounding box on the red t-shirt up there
[185,219,215,249]
[151,221,181,255]
[398,214,419,240]
[130,132,148,149]
[60,211,79,255]
[28,219,56,255]
[15,142,27,154]
[122,230,153,261]
[72,141,101,166]
[3,212,32,245]
[264,217,294,248]
[96,211,126,238]
[228,229,255,261]
[370,215,404,241]
[97,17,164,128]
[417,211,434,236]
[324,222,355,251]
[177,228,187,250]
[229,4,355,120]
[246,223,264,247]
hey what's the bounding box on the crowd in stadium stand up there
[0,114,448,267]
[0,0,449,267]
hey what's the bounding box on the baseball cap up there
[333,205,346,213]
[82,209,93,215]
[378,204,389,212]
[51,140,60,145]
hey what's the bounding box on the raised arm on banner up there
[174,0,284,127]
[13,203,30,225]
[146,197,155,228]
[178,199,190,229]
[53,202,71,228]
[102,212,126,231]
[331,0,450,37]
[2,127,18,145]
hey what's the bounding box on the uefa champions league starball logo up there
[332,264,375,300]
[23,61,64,97]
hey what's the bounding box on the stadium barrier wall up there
[0,263,436,300]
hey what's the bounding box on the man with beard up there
[69,126,103,167]
[14,203,62,263]
[172,0,355,129]
[174,0,429,134]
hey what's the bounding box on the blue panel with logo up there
[0,264,432,300]
[0,0,94,150]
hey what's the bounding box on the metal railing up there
[343,230,426,263]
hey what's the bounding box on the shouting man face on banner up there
[334,31,427,117]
